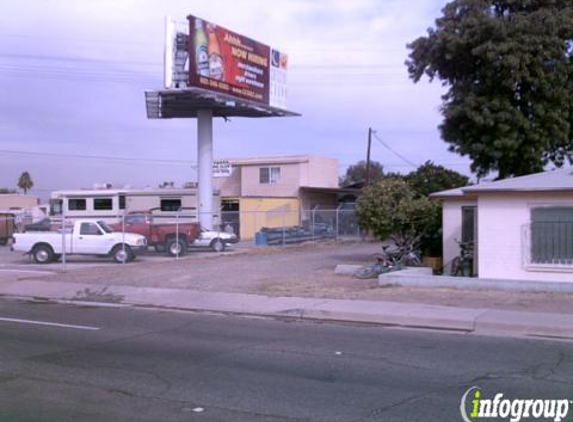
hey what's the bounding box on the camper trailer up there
[49,188,221,226]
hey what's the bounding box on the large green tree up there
[405,161,470,197]
[17,171,34,194]
[407,0,573,179]
[340,160,384,186]
[356,179,440,252]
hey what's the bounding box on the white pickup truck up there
[12,219,147,264]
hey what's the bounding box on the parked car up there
[191,228,238,252]
[0,213,16,246]
[12,219,147,264]
[109,211,200,256]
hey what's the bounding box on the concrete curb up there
[1,280,573,340]
[334,264,362,275]
[379,268,573,293]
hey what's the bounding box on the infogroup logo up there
[460,387,571,422]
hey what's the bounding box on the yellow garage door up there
[239,198,300,240]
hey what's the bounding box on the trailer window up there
[94,198,113,211]
[69,199,86,211]
[119,195,126,210]
[161,199,182,212]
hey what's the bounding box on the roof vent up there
[93,183,113,190]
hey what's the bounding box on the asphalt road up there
[1,299,572,422]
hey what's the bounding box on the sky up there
[0,0,471,201]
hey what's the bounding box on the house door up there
[461,206,478,275]
[221,199,240,238]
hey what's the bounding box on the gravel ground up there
[3,241,573,314]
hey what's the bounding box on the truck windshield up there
[125,214,145,224]
[98,221,113,233]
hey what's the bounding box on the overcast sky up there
[0,0,470,200]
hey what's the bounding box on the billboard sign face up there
[269,48,288,109]
[188,15,287,108]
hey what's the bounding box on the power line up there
[0,53,162,68]
[0,149,198,168]
[372,132,418,169]
[2,52,406,71]
[0,32,156,46]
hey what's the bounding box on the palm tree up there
[17,171,34,194]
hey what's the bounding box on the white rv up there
[49,188,221,226]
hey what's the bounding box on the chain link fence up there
[217,204,361,245]
[2,205,362,271]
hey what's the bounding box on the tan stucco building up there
[214,155,354,239]
[0,194,39,211]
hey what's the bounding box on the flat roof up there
[228,155,311,166]
[145,87,300,119]
[300,186,361,194]
[51,188,200,197]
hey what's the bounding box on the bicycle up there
[354,252,402,279]
[385,235,422,267]
[353,238,419,279]
[450,239,474,277]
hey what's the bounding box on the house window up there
[68,199,86,211]
[94,198,113,211]
[160,198,182,212]
[531,207,573,265]
[259,167,280,184]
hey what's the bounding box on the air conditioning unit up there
[93,183,113,190]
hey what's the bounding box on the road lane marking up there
[0,317,100,331]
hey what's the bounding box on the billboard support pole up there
[197,109,213,230]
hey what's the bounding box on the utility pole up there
[365,127,372,187]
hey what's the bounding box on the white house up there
[432,168,573,283]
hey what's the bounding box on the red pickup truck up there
[110,211,200,256]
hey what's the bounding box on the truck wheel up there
[210,238,225,253]
[112,245,132,263]
[32,244,54,264]
[167,238,186,257]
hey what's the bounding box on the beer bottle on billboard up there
[194,18,209,77]
[208,24,225,81]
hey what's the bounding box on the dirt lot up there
[2,241,573,314]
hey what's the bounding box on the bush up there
[356,179,441,255]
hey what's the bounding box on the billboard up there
[187,15,288,109]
